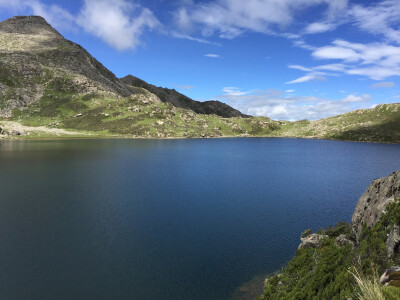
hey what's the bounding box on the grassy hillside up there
[272,103,400,143]
[1,76,279,138]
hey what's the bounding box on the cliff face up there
[352,170,400,255]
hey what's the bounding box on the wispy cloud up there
[218,88,372,121]
[285,75,326,84]
[370,82,396,89]
[170,32,217,45]
[222,87,252,96]
[173,0,349,39]
[204,54,220,58]
[350,1,400,44]
[286,39,400,81]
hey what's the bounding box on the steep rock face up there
[0,16,134,117]
[120,75,248,118]
[352,170,400,243]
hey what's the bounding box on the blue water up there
[0,138,400,299]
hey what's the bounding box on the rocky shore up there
[260,170,400,299]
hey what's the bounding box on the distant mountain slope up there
[273,103,400,143]
[0,16,135,117]
[120,75,248,118]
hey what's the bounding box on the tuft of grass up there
[349,267,385,300]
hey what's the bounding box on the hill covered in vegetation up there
[0,16,399,143]
[259,170,400,300]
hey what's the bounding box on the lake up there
[1,138,400,299]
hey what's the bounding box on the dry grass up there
[350,267,385,300]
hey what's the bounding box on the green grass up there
[259,199,400,300]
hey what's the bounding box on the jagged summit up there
[121,75,249,118]
[0,16,62,36]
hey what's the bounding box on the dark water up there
[1,138,400,300]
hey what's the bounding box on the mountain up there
[0,15,245,120]
[0,15,399,143]
[120,75,248,118]
[0,15,277,139]
[0,16,134,118]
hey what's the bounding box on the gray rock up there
[387,224,400,258]
[334,234,355,247]
[352,170,400,242]
[298,234,328,250]
[11,130,21,136]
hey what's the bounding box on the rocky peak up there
[0,16,62,36]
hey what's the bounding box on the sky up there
[1,0,400,120]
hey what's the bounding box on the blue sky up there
[1,0,400,120]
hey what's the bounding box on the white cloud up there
[350,1,400,44]
[222,87,251,96]
[304,22,335,34]
[77,0,160,51]
[341,94,371,103]
[0,0,161,52]
[204,53,220,58]
[170,32,217,44]
[174,0,349,39]
[314,64,347,72]
[285,75,326,84]
[312,45,359,61]
[288,65,313,72]
[25,0,75,30]
[218,89,372,120]
[285,89,295,93]
[370,82,396,89]
[289,40,400,81]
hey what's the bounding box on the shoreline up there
[1,134,399,145]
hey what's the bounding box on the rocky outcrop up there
[352,170,400,242]
[298,234,328,250]
[120,75,249,118]
[334,234,355,247]
[387,224,400,258]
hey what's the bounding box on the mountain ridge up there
[120,75,249,118]
[0,15,400,143]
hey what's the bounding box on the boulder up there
[334,234,355,247]
[380,267,400,286]
[298,234,328,250]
